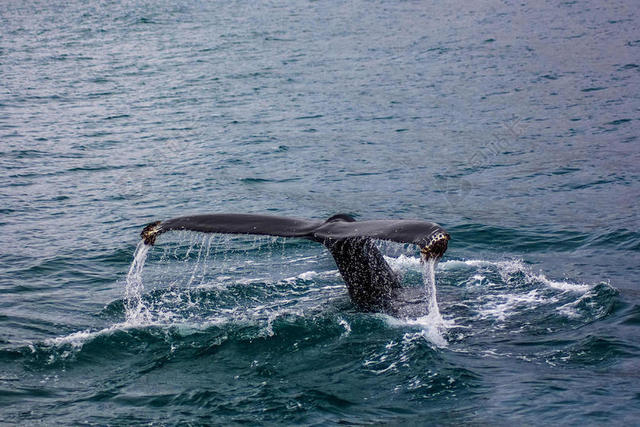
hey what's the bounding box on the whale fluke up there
[140,213,449,312]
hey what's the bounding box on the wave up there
[439,258,593,292]
[18,246,616,374]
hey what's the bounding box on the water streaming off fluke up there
[122,234,450,345]
[124,241,151,324]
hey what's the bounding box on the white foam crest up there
[287,254,321,263]
[45,327,115,348]
[384,254,422,273]
[50,292,328,350]
[439,259,493,270]
[287,270,319,281]
[531,273,591,292]
[383,314,451,347]
[338,318,351,336]
[439,258,526,271]
[45,313,234,351]
[556,286,607,318]
[556,299,582,319]
[440,258,591,293]
[402,316,452,348]
[283,269,340,283]
[475,289,558,321]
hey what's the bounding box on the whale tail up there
[139,213,449,312]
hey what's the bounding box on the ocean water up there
[1,0,639,424]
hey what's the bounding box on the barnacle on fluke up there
[140,221,162,245]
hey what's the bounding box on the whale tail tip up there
[141,221,162,245]
[420,231,450,260]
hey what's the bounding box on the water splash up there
[50,244,614,362]
[440,259,592,293]
[423,259,440,319]
[416,258,448,346]
[124,241,151,324]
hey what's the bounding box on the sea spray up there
[124,241,151,323]
[417,257,448,346]
[186,235,206,288]
[423,258,441,320]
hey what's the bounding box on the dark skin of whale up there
[141,213,450,313]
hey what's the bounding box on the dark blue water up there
[2,0,639,424]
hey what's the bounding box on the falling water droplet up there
[124,241,151,324]
[419,257,448,346]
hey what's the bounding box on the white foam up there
[45,313,231,351]
[283,269,340,283]
[439,259,494,270]
[404,317,451,348]
[61,238,599,354]
[533,274,591,292]
[46,328,108,348]
[338,318,351,336]
[557,300,581,319]
[556,287,604,318]
[297,271,319,281]
[440,258,591,293]
[384,254,422,272]
[383,256,450,346]
[384,313,453,348]
[287,254,321,263]
[475,289,557,321]
[44,318,165,349]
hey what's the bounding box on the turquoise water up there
[2,0,639,424]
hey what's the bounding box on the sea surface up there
[1,0,639,424]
